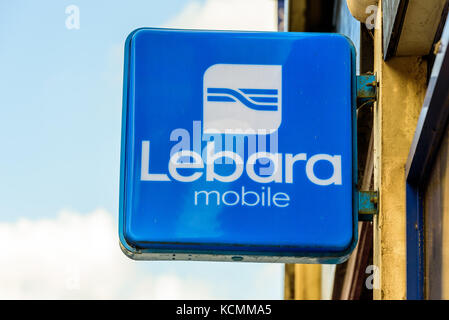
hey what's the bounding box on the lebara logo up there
[207,88,279,111]
[140,62,344,209]
[203,64,282,135]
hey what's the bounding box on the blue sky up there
[0,0,191,221]
[0,0,283,299]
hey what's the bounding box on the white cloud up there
[164,0,277,31]
[0,209,214,299]
[0,209,283,299]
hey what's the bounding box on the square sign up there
[119,28,358,264]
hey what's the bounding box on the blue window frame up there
[406,18,449,300]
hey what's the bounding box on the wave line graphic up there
[207,88,278,111]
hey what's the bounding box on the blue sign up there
[119,28,358,264]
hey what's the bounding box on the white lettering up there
[169,151,204,182]
[205,142,244,182]
[194,187,290,208]
[285,153,307,183]
[141,140,344,186]
[242,187,260,207]
[194,190,220,206]
[246,153,283,184]
[140,141,171,181]
[222,191,240,206]
[272,192,290,208]
[306,154,342,186]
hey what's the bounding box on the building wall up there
[372,0,427,299]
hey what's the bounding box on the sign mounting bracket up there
[357,74,378,109]
[358,191,379,222]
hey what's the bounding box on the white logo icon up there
[203,64,282,135]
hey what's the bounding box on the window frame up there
[405,17,449,300]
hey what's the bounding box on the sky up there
[0,0,283,299]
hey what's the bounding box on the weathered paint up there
[384,0,447,58]
[373,1,427,300]
[358,191,378,221]
[396,0,447,56]
[357,74,377,100]
[357,74,377,110]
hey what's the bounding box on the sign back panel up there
[119,28,358,264]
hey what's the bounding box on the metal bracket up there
[358,191,378,222]
[357,74,377,108]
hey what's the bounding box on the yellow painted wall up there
[284,264,322,300]
[372,1,427,300]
